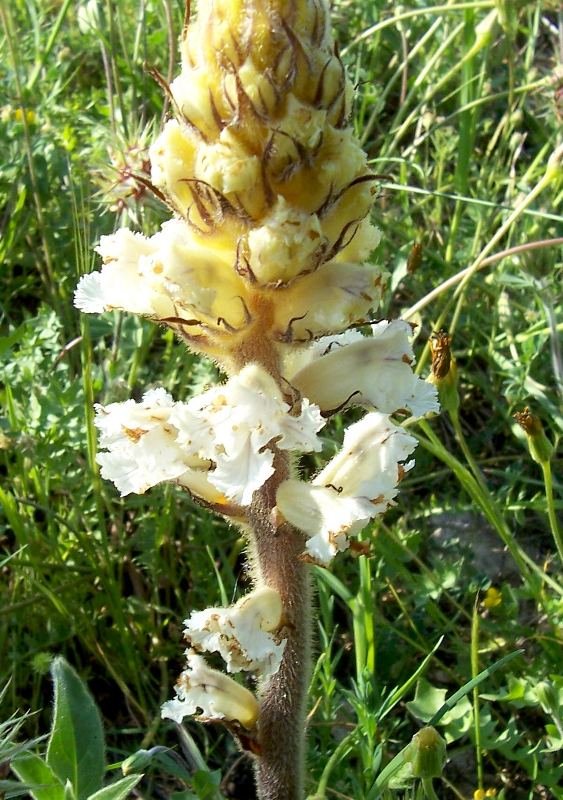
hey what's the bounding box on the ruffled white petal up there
[277,482,375,564]
[185,587,286,678]
[276,412,418,564]
[171,364,325,505]
[94,366,324,505]
[316,411,416,497]
[94,390,211,498]
[74,220,248,327]
[74,273,107,313]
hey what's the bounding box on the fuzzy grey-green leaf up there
[87,774,143,800]
[11,752,65,800]
[46,657,105,800]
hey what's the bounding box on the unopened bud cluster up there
[75,0,438,733]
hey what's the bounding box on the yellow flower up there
[474,790,486,800]
[482,587,502,609]
[13,107,36,125]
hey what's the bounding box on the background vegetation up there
[1,1,561,798]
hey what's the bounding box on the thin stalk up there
[374,181,561,224]
[471,598,484,792]
[422,778,440,800]
[445,8,477,263]
[314,729,359,798]
[105,0,129,140]
[377,75,550,156]
[248,453,312,800]
[25,0,74,92]
[360,17,442,148]
[449,410,488,495]
[351,552,376,683]
[383,22,465,157]
[541,460,563,565]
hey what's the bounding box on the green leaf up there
[121,747,192,782]
[406,679,446,723]
[46,657,105,800]
[87,774,143,800]
[378,637,444,722]
[191,770,223,800]
[10,752,65,800]
[438,695,472,742]
[64,780,77,799]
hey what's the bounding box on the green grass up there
[1,1,562,798]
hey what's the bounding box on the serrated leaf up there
[46,657,105,800]
[87,774,143,800]
[10,752,65,800]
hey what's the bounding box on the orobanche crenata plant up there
[75,1,438,798]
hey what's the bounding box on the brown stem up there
[247,453,312,800]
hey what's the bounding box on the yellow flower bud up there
[482,586,502,609]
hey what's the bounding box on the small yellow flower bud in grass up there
[472,9,499,54]
[13,107,36,125]
[404,726,447,779]
[482,586,502,609]
[513,408,554,467]
[429,330,459,416]
[473,790,486,800]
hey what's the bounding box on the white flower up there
[276,412,417,564]
[284,320,439,418]
[94,366,324,506]
[94,389,223,502]
[171,364,325,505]
[74,220,251,330]
[75,228,172,316]
[185,587,286,678]
[161,652,259,729]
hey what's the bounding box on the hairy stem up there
[248,454,312,800]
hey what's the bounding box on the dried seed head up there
[513,407,554,466]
